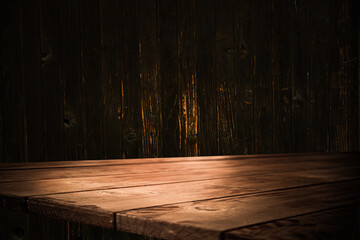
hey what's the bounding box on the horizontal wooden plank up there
[0,165,359,198]
[225,204,360,240]
[25,167,360,229]
[115,180,360,240]
[0,153,358,183]
[0,152,356,170]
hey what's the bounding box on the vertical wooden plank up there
[329,0,349,152]
[358,0,360,152]
[178,0,198,156]
[21,0,44,162]
[196,0,217,155]
[309,0,330,152]
[330,0,359,152]
[272,0,292,153]
[0,69,2,163]
[60,0,83,161]
[251,0,273,154]
[100,0,122,159]
[215,0,235,155]
[159,0,180,157]
[348,0,359,152]
[138,0,162,157]
[79,0,103,160]
[234,0,253,154]
[291,0,310,153]
[39,0,64,161]
[119,0,142,158]
[1,0,26,163]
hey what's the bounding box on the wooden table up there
[0,153,360,240]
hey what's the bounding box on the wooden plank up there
[1,0,26,163]
[234,0,253,154]
[0,152,355,170]
[272,0,292,153]
[251,0,274,154]
[159,0,180,157]
[348,0,360,152]
[195,0,217,156]
[39,0,64,161]
[329,0,348,152]
[225,204,360,240]
[1,164,358,201]
[116,180,360,240]
[309,0,330,152]
[178,0,199,156]
[79,0,103,160]
[1,153,359,183]
[330,0,359,152]
[215,0,235,155]
[0,153,359,182]
[291,0,310,153]
[138,0,161,157]
[21,0,45,162]
[119,0,142,158]
[60,0,84,161]
[100,0,122,159]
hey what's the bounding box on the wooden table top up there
[0,152,359,240]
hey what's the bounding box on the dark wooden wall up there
[1,0,359,163]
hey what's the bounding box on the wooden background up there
[1,0,359,163]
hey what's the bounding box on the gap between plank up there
[219,202,360,240]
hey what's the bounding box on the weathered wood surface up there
[0,153,358,183]
[1,0,359,164]
[0,152,341,170]
[116,180,360,240]
[225,204,360,240]
[0,153,359,239]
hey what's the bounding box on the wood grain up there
[1,0,26,163]
[178,0,198,156]
[159,0,180,157]
[1,153,358,183]
[215,0,235,155]
[251,0,274,154]
[0,163,357,199]
[116,180,360,240]
[138,0,161,158]
[100,0,122,159]
[225,204,360,240]
[195,0,217,156]
[60,0,84,161]
[0,152,352,170]
[21,0,44,162]
[24,165,360,229]
[119,0,141,158]
[309,0,330,152]
[234,0,253,155]
[272,0,292,153]
[79,0,103,160]
[291,0,310,153]
[40,0,64,161]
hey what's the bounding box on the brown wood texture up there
[0,152,341,170]
[225,204,360,240]
[291,0,310,153]
[1,0,26,163]
[116,180,360,240]
[0,153,359,239]
[1,153,357,182]
[1,0,359,162]
[39,0,64,162]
